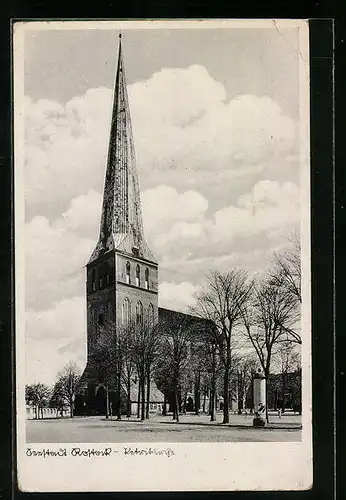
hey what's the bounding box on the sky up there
[21,22,306,385]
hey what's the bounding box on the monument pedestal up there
[252,369,266,428]
[253,415,266,427]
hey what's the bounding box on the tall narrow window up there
[136,301,143,326]
[91,269,96,291]
[122,298,131,326]
[98,313,104,327]
[145,268,149,289]
[148,303,155,326]
[126,261,131,284]
[108,302,113,323]
[135,265,140,287]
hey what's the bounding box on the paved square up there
[26,412,302,443]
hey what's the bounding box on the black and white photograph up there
[15,19,312,491]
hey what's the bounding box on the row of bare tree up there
[25,362,81,418]
[26,236,302,424]
[190,235,301,423]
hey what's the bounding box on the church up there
[75,36,206,417]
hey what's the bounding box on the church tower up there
[76,35,158,414]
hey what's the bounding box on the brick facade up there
[75,38,161,415]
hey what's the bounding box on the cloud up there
[158,281,201,313]
[24,65,297,221]
[26,296,86,385]
[55,189,102,238]
[210,180,300,250]
[25,180,299,311]
[142,180,299,264]
[25,211,95,310]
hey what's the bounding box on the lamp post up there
[253,369,266,427]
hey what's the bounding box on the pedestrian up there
[278,409,282,418]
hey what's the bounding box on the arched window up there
[148,303,155,326]
[91,269,96,291]
[135,265,140,287]
[145,268,149,289]
[136,301,143,326]
[125,261,131,284]
[122,298,131,326]
[108,301,113,323]
[98,312,104,327]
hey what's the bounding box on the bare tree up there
[49,382,66,417]
[120,324,135,418]
[242,274,300,422]
[89,326,116,419]
[154,354,174,416]
[130,317,159,421]
[232,353,258,414]
[194,269,253,424]
[144,323,161,419]
[158,311,192,423]
[276,341,301,413]
[25,383,51,419]
[53,362,81,418]
[189,341,205,415]
[271,233,301,307]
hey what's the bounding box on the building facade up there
[75,36,160,415]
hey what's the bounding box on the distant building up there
[245,370,302,413]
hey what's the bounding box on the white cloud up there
[142,180,299,263]
[24,65,297,220]
[210,180,300,249]
[142,185,208,232]
[56,189,102,238]
[26,296,86,385]
[25,180,299,311]
[158,281,201,313]
[25,211,95,310]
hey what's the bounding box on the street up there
[26,412,302,443]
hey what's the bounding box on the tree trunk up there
[223,367,230,424]
[237,371,244,415]
[175,390,180,423]
[265,368,270,424]
[281,372,286,413]
[105,383,109,419]
[162,393,167,416]
[140,372,145,421]
[203,390,206,413]
[137,379,141,418]
[126,374,131,418]
[210,365,216,422]
[182,391,187,414]
[194,374,200,415]
[145,368,151,420]
[210,389,216,421]
[116,373,122,420]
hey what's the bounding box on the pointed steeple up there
[89,35,155,264]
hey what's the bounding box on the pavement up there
[26,411,302,443]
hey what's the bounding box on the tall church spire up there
[89,35,155,264]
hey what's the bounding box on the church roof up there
[158,307,214,336]
[88,35,156,265]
